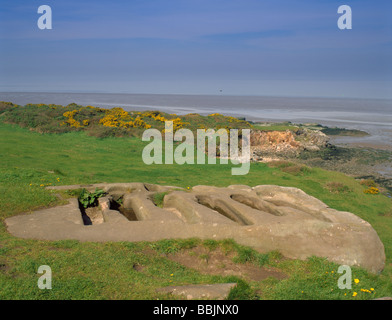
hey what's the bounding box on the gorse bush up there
[364,187,380,195]
[360,179,380,195]
[0,101,16,114]
[0,102,253,138]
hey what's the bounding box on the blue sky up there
[0,0,391,98]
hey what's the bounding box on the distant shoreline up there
[0,98,391,189]
[1,91,391,151]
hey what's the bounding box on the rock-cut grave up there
[5,183,385,273]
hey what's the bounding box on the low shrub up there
[267,160,295,168]
[281,164,312,176]
[360,179,377,188]
[325,182,352,194]
[363,187,380,195]
[85,125,130,138]
[0,101,16,114]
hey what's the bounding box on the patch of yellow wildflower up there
[62,110,83,128]
[99,107,151,129]
[208,113,223,117]
[62,106,105,128]
[350,277,376,298]
[364,187,380,195]
[141,111,167,122]
[140,111,189,133]
[161,117,190,134]
[226,116,245,123]
[99,107,131,127]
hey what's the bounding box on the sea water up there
[1,92,391,150]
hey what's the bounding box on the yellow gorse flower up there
[99,108,151,129]
[364,187,380,194]
[63,110,82,128]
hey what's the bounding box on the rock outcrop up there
[5,183,385,273]
[250,129,329,161]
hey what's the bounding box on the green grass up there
[320,126,369,137]
[252,122,299,132]
[252,121,369,138]
[1,122,392,300]
[0,101,252,138]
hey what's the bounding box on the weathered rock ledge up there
[5,183,385,273]
[250,128,329,161]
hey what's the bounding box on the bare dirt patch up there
[0,262,10,273]
[167,246,286,282]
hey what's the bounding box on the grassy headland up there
[0,102,391,300]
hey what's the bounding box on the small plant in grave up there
[79,188,106,208]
